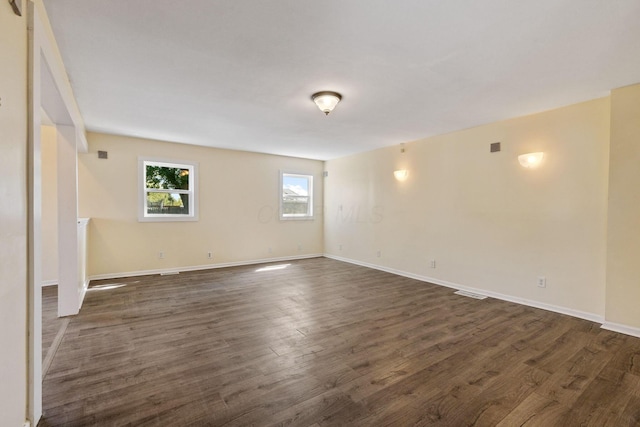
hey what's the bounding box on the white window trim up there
[280,171,314,221]
[138,157,199,222]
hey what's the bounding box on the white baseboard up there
[88,254,323,282]
[601,322,640,338]
[78,278,89,311]
[324,254,605,325]
[41,280,57,287]
[85,253,640,338]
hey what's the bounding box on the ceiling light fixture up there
[312,91,342,115]
[518,152,544,168]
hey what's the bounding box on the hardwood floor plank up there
[533,345,613,407]
[496,392,569,426]
[556,367,638,426]
[42,286,61,359]
[38,257,640,426]
[266,388,361,427]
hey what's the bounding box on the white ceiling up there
[43,0,640,160]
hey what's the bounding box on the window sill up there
[280,216,315,221]
[138,215,199,223]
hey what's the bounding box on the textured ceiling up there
[43,0,640,160]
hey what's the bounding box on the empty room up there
[2,0,640,426]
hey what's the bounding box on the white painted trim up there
[280,170,315,220]
[88,254,323,281]
[601,322,640,338]
[138,157,199,222]
[29,2,89,421]
[56,125,80,317]
[32,1,87,151]
[324,254,605,324]
[77,218,90,312]
[41,280,57,287]
[78,278,89,310]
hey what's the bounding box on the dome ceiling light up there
[311,91,342,116]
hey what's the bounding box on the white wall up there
[0,3,28,426]
[325,98,610,320]
[41,125,59,285]
[78,133,324,278]
[606,83,640,330]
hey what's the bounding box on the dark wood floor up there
[39,257,640,426]
[42,285,60,360]
[42,285,71,379]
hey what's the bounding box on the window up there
[138,158,198,222]
[280,172,313,219]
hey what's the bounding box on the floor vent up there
[454,290,487,300]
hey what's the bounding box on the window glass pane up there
[282,174,311,216]
[139,159,197,222]
[282,195,309,215]
[146,165,190,190]
[146,192,189,215]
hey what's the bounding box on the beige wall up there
[606,83,640,329]
[0,3,28,426]
[325,98,610,318]
[41,126,59,284]
[78,133,324,277]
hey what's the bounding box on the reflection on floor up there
[42,285,69,378]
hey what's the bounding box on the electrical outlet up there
[430,259,436,268]
[339,244,342,251]
[376,250,381,258]
[158,251,164,259]
[298,244,302,252]
[537,276,546,288]
[268,247,273,254]
[207,251,213,259]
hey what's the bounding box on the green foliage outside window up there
[145,165,190,214]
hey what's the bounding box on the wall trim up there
[324,254,605,325]
[41,280,57,287]
[88,254,324,282]
[601,322,640,338]
[78,279,89,311]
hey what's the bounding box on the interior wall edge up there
[325,253,605,325]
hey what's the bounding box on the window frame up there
[280,171,314,220]
[138,157,199,222]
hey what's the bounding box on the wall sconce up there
[394,143,409,181]
[518,152,544,169]
[394,169,409,181]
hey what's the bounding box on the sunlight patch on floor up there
[255,264,290,273]
[88,283,127,291]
